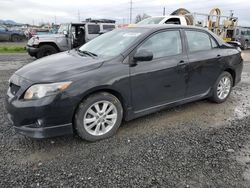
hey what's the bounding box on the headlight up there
[24,81,72,100]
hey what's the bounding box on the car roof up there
[124,24,225,45]
[129,24,206,31]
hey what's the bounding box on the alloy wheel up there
[217,76,231,100]
[83,100,118,136]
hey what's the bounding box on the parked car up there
[234,27,250,50]
[26,20,116,58]
[0,25,25,42]
[6,25,243,141]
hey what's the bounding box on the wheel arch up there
[38,42,60,52]
[73,87,129,124]
[224,68,236,86]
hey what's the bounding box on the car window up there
[88,25,100,34]
[137,30,182,59]
[103,25,115,30]
[0,26,6,31]
[211,37,218,48]
[186,30,212,52]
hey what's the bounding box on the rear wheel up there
[210,71,233,103]
[11,35,21,42]
[74,92,123,141]
[36,44,58,58]
[243,41,248,50]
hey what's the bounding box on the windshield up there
[79,28,147,58]
[57,24,69,34]
[137,17,165,24]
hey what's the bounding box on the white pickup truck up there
[137,16,189,26]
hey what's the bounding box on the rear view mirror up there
[133,49,153,62]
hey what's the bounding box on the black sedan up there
[5,25,243,141]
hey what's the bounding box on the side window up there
[103,25,115,30]
[0,26,5,31]
[137,30,182,59]
[87,25,100,34]
[211,37,218,48]
[186,30,212,52]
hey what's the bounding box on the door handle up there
[177,60,187,66]
[217,54,222,58]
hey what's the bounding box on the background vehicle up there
[137,8,239,46]
[235,27,250,50]
[0,25,25,42]
[26,19,117,58]
[6,25,243,141]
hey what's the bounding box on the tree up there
[135,13,150,23]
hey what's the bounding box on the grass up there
[0,46,26,53]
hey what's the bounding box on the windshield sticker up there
[122,33,141,37]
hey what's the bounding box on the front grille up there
[9,83,20,95]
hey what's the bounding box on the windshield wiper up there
[76,49,98,58]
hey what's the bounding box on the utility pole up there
[163,7,166,16]
[54,15,57,24]
[78,9,81,22]
[129,0,132,24]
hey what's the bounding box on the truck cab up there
[26,20,117,58]
[137,16,188,25]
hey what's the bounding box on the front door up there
[130,29,189,112]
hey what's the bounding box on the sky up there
[1,0,250,26]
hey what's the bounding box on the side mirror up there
[63,30,68,36]
[133,49,153,62]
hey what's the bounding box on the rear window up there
[88,25,100,34]
[137,17,164,24]
[103,25,115,30]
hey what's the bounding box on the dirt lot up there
[1,51,250,187]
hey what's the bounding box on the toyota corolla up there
[5,25,243,141]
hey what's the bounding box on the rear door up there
[184,29,225,97]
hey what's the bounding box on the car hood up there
[34,34,64,38]
[15,51,104,82]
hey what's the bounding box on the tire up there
[243,41,248,50]
[210,71,233,103]
[74,92,123,141]
[11,35,20,42]
[36,44,58,58]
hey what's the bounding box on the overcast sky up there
[1,0,250,26]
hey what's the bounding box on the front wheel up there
[36,44,58,58]
[210,71,233,103]
[74,92,123,141]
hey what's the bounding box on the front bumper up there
[5,74,77,138]
[26,45,39,57]
[5,95,75,138]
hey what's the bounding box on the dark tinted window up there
[103,25,115,30]
[186,30,211,52]
[137,30,182,59]
[88,25,100,34]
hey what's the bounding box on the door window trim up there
[132,29,184,61]
[184,29,220,53]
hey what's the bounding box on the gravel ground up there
[1,52,250,187]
